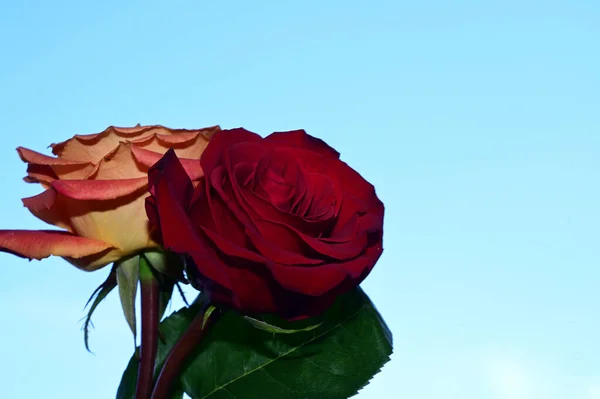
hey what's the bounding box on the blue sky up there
[0,1,599,398]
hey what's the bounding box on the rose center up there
[253,155,303,214]
[302,173,337,221]
[247,152,338,225]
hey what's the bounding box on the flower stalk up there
[135,255,160,399]
[150,304,222,399]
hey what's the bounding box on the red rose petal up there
[225,265,278,313]
[267,261,347,297]
[265,130,340,160]
[199,225,265,264]
[191,186,250,250]
[147,151,232,290]
[257,217,367,260]
[201,128,263,175]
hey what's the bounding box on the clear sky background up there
[0,1,599,398]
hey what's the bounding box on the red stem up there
[150,305,222,399]
[135,264,160,399]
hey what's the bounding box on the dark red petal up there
[200,226,266,264]
[185,247,278,314]
[225,265,278,313]
[216,166,324,264]
[332,159,379,203]
[204,163,323,266]
[267,261,347,297]
[336,242,383,280]
[240,186,329,238]
[209,166,323,265]
[268,232,382,302]
[264,130,340,160]
[208,165,259,233]
[245,221,323,266]
[257,216,367,261]
[190,186,251,250]
[147,151,232,290]
[200,128,263,176]
[302,172,337,220]
[227,141,269,167]
[222,149,319,256]
[221,160,353,263]
[144,196,160,232]
[147,149,194,206]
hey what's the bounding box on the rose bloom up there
[0,124,220,270]
[146,128,384,319]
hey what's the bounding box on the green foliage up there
[117,288,392,399]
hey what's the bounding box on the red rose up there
[146,128,384,318]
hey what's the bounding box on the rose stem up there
[150,303,222,399]
[135,255,160,399]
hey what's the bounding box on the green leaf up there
[115,255,140,340]
[117,289,392,399]
[243,315,322,334]
[82,265,118,352]
[183,288,393,399]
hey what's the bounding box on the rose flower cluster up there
[0,126,384,319]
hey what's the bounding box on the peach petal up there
[17,147,89,166]
[63,248,124,271]
[24,188,156,252]
[52,164,99,180]
[130,145,204,180]
[66,193,157,256]
[50,125,219,163]
[13,124,220,270]
[51,177,148,200]
[0,230,113,261]
[110,125,173,137]
[92,143,147,180]
[23,189,156,257]
[155,132,202,144]
[142,135,210,159]
[17,147,96,180]
[22,189,73,231]
[23,164,57,185]
[50,127,153,162]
